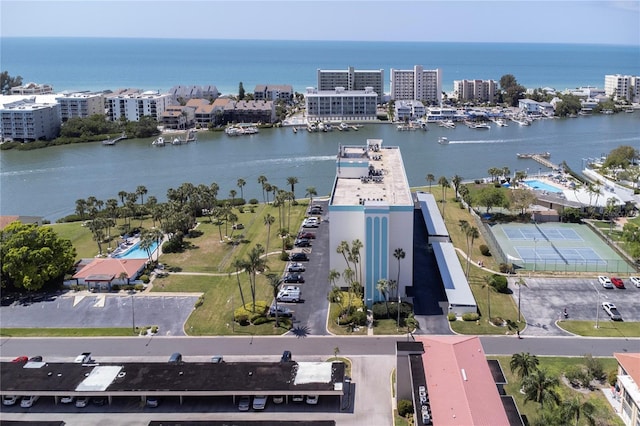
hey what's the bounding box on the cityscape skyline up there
[1,0,639,46]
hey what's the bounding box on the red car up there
[11,356,28,363]
[611,277,625,289]
[298,232,316,239]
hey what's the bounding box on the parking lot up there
[511,276,640,336]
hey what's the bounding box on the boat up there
[307,123,317,132]
[438,137,449,145]
[338,122,350,131]
[292,126,298,133]
[517,152,551,159]
[225,126,243,136]
[465,121,490,129]
[151,136,165,146]
[172,137,183,145]
[438,120,456,129]
[397,123,416,131]
[225,124,259,136]
[495,119,508,127]
[625,108,635,113]
[601,109,613,115]
[318,122,325,132]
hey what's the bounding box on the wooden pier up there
[531,154,559,169]
[102,133,127,145]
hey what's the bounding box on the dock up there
[102,132,127,145]
[531,154,559,169]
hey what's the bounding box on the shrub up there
[462,312,480,321]
[139,275,150,284]
[151,325,159,334]
[397,399,413,417]
[328,287,342,303]
[162,238,183,253]
[490,275,509,293]
[447,312,457,321]
[490,317,504,326]
[607,370,618,387]
[279,251,290,261]
[584,354,605,381]
[479,245,491,256]
[249,198,259,205]
[474,179,482,184]
[372,301,412,319]
[134,284,144,291]
[351,310,367,326]
[111,284,120,291]
[194,295,205,308]
[235,314,249,326]
[499,263,511,274]
[252,316,270,325]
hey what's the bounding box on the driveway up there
[509,277,640,336]
[0,291,199,336]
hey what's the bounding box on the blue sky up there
[1,0,638,45]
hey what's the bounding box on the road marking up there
[93,295,106,308]
[73,295,85,307]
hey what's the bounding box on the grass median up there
[557,320,640,337]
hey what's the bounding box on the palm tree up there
[263,213,275,254]
[139,229,158,263]
[118,190,127,206]
[236,178,246,201]
[231,258,247,308]
[229,189,237,206]
[522,368,560,408]
[266,273,283,327]
[257,175,267,203]
[286,176,298,200]
[328,269,341,288]
[376,279,390,318]
[136,185,147,206]
[438,176,449,216]
[75,199,87,220]
[336,241,352,271]
[510,352,540,379]
[425,173,435,192]
[560,396,595,426]
[466,226,479,277]
[245,244,267,312]
[264,183,273,204]
[481,275,497,322]
[393,248,405,298]
[350,239,363,285]
[451,175,462,200]
[305,186,317,206]
[515,277,528,322]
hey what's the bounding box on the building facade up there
[394,100,425,121]
[453,79,497,103]
[613,353,640,426]
[222,99,276,124]
[604,74,638,102]
[390,65,442,105]
[0,98,61,142]
[169,85,219,103]
[329,139,414,308]
[305,87,377,121]
[55,92,105,122]
[105,89,173,122]
[10,82,54,95]
[317,66,384,104]
[254,84,294,102]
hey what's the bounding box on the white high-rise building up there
[105,89,173,122]
[0,97,61,142]
[604,74,636,102]
[390,65,442,105]
[305,87,377,121]
[453,79,497,103]
[329,139,414,308]
[56,92,105,122]
[317,66,384,104]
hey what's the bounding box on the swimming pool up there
[524,179,564,193]
[114,241,159,259]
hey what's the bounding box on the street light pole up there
[591,282,600,329]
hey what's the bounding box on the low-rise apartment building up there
[453,79,497,103]
[105,89,173,122]
[254,84,294,102]
[169,85,219,103]
[305,87,377,122]
[160,105,195,129]
[55,92,105,122]
[394,100,425,121]
[223,99,276,124]
[10,82,54,95]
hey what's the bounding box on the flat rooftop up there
[331,139,412,207]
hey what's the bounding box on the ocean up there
[2,38,639,95]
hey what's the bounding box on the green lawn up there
[558,320,640,337]
[491,356,623,426]
[46,222,98,260]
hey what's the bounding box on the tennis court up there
[488,222,632,273]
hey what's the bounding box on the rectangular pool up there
[524,179,563,193]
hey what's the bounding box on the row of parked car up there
[598,275,640,289]
[237,394,319,411]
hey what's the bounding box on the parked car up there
[306,395,319,405]
[311,204,323,212]
[74,352,93,364]
[60,396,75,404]
[168,352,183,364]
[92,397,106,406]
[611,277,625,289]
[20,395,39,408]
[284,272,305,283]
[630,276,640,288]
[287,262,306,272]
[289,252,308,262]
[232,223,244,230]
[211,355,224,363]
[252,395,268,410]
[302,218,319,228]
[75,396,89,408]
[269,305,293,317]
[598,276,613,289]
[292,395,304,403]
[272,395,284,404]
[602,302,622,321]
[309,207,322,215]
[2,395,19,406]
[28,356,43,363]
[294,238,311,247]
[146,397,159,408]
[297,232,316,239]
[280,350,292,363]
[238,395,251,411]
[11,356,28,363]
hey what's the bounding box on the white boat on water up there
[307,123,318,132]
[495,119,509,127]
[466,121,491,129]
[338,122,350,131]
[324,123,333,132]
[438,137,449,145]
[152,136,165,146]
[438,120,456,129]
[226,125,259,136]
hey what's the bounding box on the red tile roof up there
[73,258,147,280]
[615,353,640,383]
[417,335,510,426]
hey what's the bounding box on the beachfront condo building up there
[304,87,377,122]
[55,92,105,122]
[10,82,54,95]
[317,66,384,104]
[604,74,639,102]
[328,139,414,308]
[0,97,61,142]
[105,89,173,122]
[453,79,497,103]
[390,65,442,105]
[253,84,294,102]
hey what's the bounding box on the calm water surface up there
[2,114,638,221]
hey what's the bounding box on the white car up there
[252,395,267,410]
[60,395,75,404]
[2,395,19,406]
[602,302,622,321]
[306,395,319,405]
[20,395,39,408]
[598,276,613,289]
[75,396,89,408]
[630,277,640,288]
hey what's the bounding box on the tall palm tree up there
[245,244,267,312]
[257,175,267,203]
[393,248,405,298]
[482,275,497,322]
[451,175,462,200]
[425,173,435,192]
[229,189,237,206]
[522,368,560,408]
[376,279,390,318]
[266,273,283,327]
[118,190,127,206]
[328,269,341,288]
[263,213,275,254]
[136,185,147,206]
[510,352,540,379]
[438,176,449,216]
[236,178,246,201]
[286,176,298,200]
[336,241,352,271]
[75,199,87,220]
[350,239,363,285]
[231,258,247,308]
[560,396,595,426]
[305,186,317,206]
[466,226,479,277]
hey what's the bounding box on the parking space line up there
[72,295,85,307]
[93,295,106,308]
